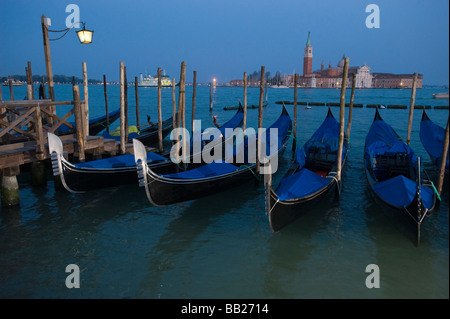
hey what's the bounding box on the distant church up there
[297,32,422,89]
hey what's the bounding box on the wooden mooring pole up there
[336,57,349,182]
[346,73,356,139]
[41,15,55,101]
[256,66,265,175]
[191,70,197,133]
[8,80,14,101]
[31,73,46,186]
[1,166,20,207]
[292,73,298,153]
[176,62,186,169]
[172,78,176,146]
[157,67,163,152]
[243,72,247,131]
[103,74,109,133]
[72,85,85,162]
[406,72,418,145]
[134,76,140,128]
[82,62,89,137]
[180,62,187,170]
[26,61,34,100]
[41,76,47,99]
[209,82,213,112]
[119,62,126,154]
[124,67,129,145]
[437,114,449,196]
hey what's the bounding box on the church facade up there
[297,33,422,89]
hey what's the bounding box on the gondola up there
[134,105,292,206]
[48,106,244,193]
[57,108,121,136]
[48,132,174,193]
[420,110,449,175]
[265,108,348,232]
[364,109,438,244]
[102,116,174,147]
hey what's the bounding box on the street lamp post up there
[41,15,55,102]
[40,14,94,102]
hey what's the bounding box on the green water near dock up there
[0,85,448,298]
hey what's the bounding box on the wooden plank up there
[0,100,74,107]
[0,116,35,139]
[41,107,75,132]
[0,107,35,138]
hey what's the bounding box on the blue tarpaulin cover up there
[164,162,240,179]
[276,168,330,201]
[58,109,121,133]
[365,119,417,165]
[296,114,346,169]
[75,152,167,169]
[162,107,291,180]
[373,174,434,208]
[276,111,343,201]
[365,117,434,210]
[420,116,449,170]
[217,108,244,136]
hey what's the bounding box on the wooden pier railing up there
[0,97,86,161]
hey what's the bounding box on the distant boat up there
[138,71,176,87]
[2,80,24,86]
[270,84,289,89]
[432,92,449,99]
[379,105,386,109]
[305,106,312,110]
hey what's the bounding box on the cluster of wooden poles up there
[1,58,448,207]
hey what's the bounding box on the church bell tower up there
[303,32,313,76]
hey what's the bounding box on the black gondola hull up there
[59,158,178,192]
[88,110,121,136]
[268,179,337,233]
[364,167,434,245]
[145,166,257,206]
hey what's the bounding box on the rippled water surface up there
[0,85,448,298]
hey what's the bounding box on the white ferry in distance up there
[138,71,175,87]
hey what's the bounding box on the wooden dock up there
[0,93,134,206]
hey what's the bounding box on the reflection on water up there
[0,86,448,298]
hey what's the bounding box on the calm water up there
[0,84,448,299]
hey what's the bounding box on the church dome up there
[337,55,346,68]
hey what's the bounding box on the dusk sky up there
[0,0,448,85]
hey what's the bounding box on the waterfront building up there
[297,33,422,89]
